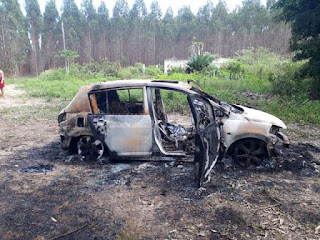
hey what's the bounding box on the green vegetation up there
[275,0,320,99]
[187,53,215,73]
[7,48,320,126]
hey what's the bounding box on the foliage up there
[274,0,320,99]
[0,0,30,75]
[118,67,140,79]
[39,68,67,81]
[25,0,42,75]
[220,61,245,79]
[55,49,79,73]
[187,53,215,72]
[167,67,185,75]
[42,0,60,70]
[1,0,291,76]
[145,65,162,77]
[9,47,320,125]
[269,61,310,97]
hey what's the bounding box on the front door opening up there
[151,88,196,155]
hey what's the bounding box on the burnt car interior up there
[151,88,196,155]
[91,88,144,115]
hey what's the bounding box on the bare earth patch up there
[0,85,319,239]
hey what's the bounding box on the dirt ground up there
[0,85,319,240]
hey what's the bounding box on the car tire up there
[77,136,105,161]
[232,139,267,167]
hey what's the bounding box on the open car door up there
[188,94,220,187]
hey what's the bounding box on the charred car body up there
[58,80,289,186]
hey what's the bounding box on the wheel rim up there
[234,139,266,167]
[77,136,104,161]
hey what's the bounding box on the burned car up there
[58,79,289,186]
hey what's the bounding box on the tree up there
[97,1,109,60]
[55,49,79,73]
[149,1,162,64]
[61,0,83,53]
[274,0,320,99]
[25,0,42,75]
[112,0,130,64]
[82,0,98,61]
[42,0,60,70]
[0,0,30,75]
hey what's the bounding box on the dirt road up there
[0,85,319,239]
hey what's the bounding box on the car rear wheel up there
[77,136,104,161]
[232,139,266,167]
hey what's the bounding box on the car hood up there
[237,105,287,129]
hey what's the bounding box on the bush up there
[145,65,162,77]
[187,53,215,72]
[234,47,284,80]
[118,66,140,79]
[167,66,185,75]
[39,68,67,81]
[134,63,145,74]
[220,61,245,79]
[269,61,310,97]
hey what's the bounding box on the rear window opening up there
[90,88,145,115]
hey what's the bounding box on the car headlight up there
[58,112,66,123]
[270,125,280,135]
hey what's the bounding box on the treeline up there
[0,0,291,76]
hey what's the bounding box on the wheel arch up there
[226,134,269,156]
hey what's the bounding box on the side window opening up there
[91,88,144,115]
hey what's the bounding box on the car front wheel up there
[232,139,267,167]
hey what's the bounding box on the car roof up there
[89,79,193,92]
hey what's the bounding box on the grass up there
[0,98,69,122]
[5,65,320,126]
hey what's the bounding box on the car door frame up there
[87,86,154,158]
[187,94,220,187]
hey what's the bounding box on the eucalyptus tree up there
[97,1,109,60]
[0,0,30,75]
[148,1,162,64]
[25,0,42,75]
[42,0,60,70]
[82,0,98,61]
[61,0,83,57]
[129,0,147,64]
[112,0,129,63]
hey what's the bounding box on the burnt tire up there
[232,139,267,167]
[77,136,104,161]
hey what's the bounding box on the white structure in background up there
[164,57,230,74]
[212,58,230,68]
[164,58,188,74]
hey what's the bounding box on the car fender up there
[225,133,270,154]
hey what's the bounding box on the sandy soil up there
[0,85,319,240]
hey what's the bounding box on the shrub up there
[118,66,140,79]
[269,61,310,97]
[187,53,215,72]
[134,63,144,74]
[39,68,67,81]
[220,61,245,79]
[145,65,162,77]
[167,66,185,75]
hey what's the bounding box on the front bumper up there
[267,131,290,157]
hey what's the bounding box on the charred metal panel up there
[89,115,153,157]
[188,94,220,187]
